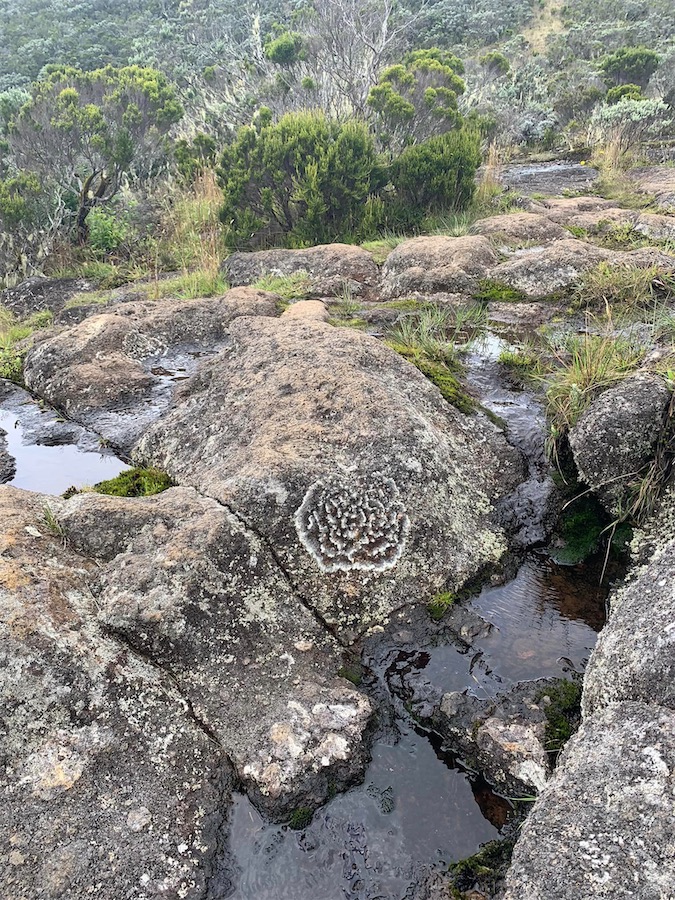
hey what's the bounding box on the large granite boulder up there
[379,235,499,298]
[583,536,675,716]
[57,487,373,819]
[0,276,96,319]
[470,213,567,245]
[134,315,522,640]
[223,243,380,297]
[23,288,279,451]
[503,701,675,900]
[0,486,229,900]
[569,373,671,517]
[488,239,615,299]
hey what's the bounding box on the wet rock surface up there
[135,315,522,639]
[224,243,379,297]
[23,288,279,451]
[499,160,599,196]
[0,487,230,900]
[569,372,671,516]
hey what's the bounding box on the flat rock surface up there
[135,315,522,639]
[470,212,567,244]
[57,487,373,819]
[503,701,675,900]
[0,486,229,900]
[23,288,279,451]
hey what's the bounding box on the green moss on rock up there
[473,278,528,304]
[94,467,174,498]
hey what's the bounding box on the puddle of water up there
[226,726,506,900]
[0,407,129,494]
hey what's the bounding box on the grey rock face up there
[583,537,675,716]
[0,486,229,900]
[58,487,373,818]
[470,212,567,244]
[569,372,671,516]
[224,243,380,297]
[134,315,522,640]
[23,288,279,451]
[0,428,15,483]
[379,235,499,298]
[503,701,675,900]
[489,239,614,299]
[0,276,96,318]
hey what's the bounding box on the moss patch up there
[473,278,528,304]
[427,591,457,621]
[288,807,314,830]
[537,678,582,758]
[93,467,174,497]
[449,838,516,898]
[549,494,607,565]
[389,343,474,413]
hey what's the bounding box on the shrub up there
[606,83,643,104]
[174,133,217,183]
[218,110,386,249]
[391,127,481,218]
[599,47,660,87]
[87,209,129,255]
[265,32,304,67]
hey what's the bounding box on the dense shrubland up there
[0,0,672,284]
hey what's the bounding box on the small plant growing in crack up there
[42,505,66,543]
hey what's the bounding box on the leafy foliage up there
[599,46,660,87]
[218,110,386,249]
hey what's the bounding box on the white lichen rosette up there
[294,471,410,574]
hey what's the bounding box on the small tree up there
[599,47,660,88]
[368,49,466,150]
[10,65,183,242]
[218,110,386,248]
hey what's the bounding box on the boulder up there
[532,197,619,224]
[634,212,675,242]
[379,235,499,299]
[23,288,279,451]
[630,166,675,211]
[57,487,372,818]
[568,373,671,516]
[223,243,379,297]
[134,316,522,640]
[470,213,567,245]
[498,161,599,196]
[503,701,675,900]
[583,536,675,716]
[0,486,229,899]
[488,239,614,299]
[280,299,329,321]
[0,276,96,319]
[0,429,15,483]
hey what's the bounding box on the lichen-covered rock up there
[503,701,675,900]
[634,212,675,242]
[470,213,566,244]
[23,288,279,451]
[488,239,614,299]
[223,243,379,297]
[532,196,619,223]
[568,372,671,516]
[57,487,373,818]
[280,299,329,321]
[0,486,229,900]
[379,235,499,299]
[630,166,675,211]
[583,536,675,716]
[134,316,522,640]
[0,275,96,318]
[0,429,15,483]
[499,161,599,196]
[431,681,556,795]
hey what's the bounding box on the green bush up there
[218,110,386,249]
[599,47,660,87]
[174,133,217,183]
[87,209,129,255]
[606,83,643,104]
[391,127,481,217]
[265,32,304,66]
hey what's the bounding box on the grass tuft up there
[92,467,174,497]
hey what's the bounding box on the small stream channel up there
[221,329,616,900]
